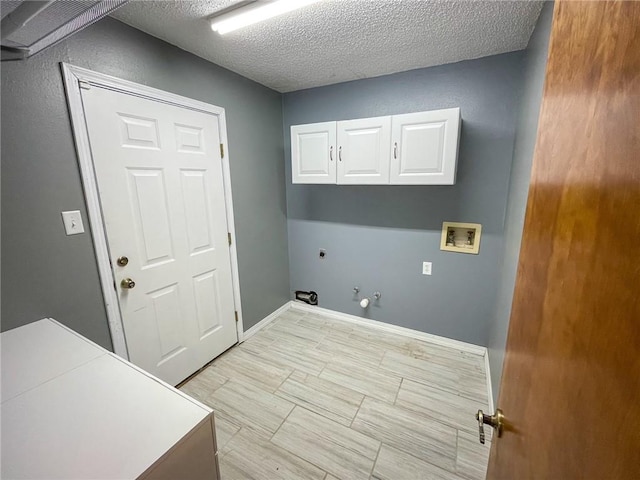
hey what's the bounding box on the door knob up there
[476,409,504,444]
[120,278,136,289]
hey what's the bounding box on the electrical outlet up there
[422,261,432,275]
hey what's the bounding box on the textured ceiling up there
[112,0,544,93]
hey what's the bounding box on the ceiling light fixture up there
[210,0,321,35]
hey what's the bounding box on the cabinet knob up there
[339,146,342,161]
[329,146,333,161]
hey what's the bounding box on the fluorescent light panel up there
[211,0,321,35]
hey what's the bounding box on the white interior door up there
[291,122,336,184]
[390,108,460,185]
[81,86,238,385]
[337,116,391,185]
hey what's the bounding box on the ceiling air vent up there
[1,0,128,61]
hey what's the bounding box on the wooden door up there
[82,86,238,385]
[337,116,391,185]
[390,108,460,185]
[488,1,640,478]
[291,121,337,184]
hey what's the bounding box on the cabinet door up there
[390,108,460,185]
[291,122,336,184]
[337,116,391,185]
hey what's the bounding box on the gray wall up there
[283,53,523,346]
[487,2,553,402]
[1,17,290,348]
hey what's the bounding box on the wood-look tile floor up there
[181,309,491,480]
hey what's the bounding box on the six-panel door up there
[291,122,337,184]
[390,108,460,185]
[337,116,391,185]
[81,86,238,386]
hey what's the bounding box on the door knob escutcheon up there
[120,278,135,289]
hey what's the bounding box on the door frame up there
[61,63,244,359]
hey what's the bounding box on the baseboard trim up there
[240,302,292,342]
[290,301,487,356]
[484,351,495,412]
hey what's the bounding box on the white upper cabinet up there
[291,121,336,184]
[290,108,460,185]
[337,116,391,185]
[390,108,461,185]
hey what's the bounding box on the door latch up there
[476,409,504,444]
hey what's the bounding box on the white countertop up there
[1,318,212,480]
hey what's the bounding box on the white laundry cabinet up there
[291,107,460,185]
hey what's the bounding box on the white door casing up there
[62,64,243,384]
[291,121,336,184]
[390,108,461,185]
[337,116,391,185]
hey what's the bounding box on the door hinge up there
[228,232,232,246]
[79,80,91,90]
[234,311,239,323]
[220,143,225,159]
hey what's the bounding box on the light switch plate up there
[61,210,85,235]
[422,261,432,275]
